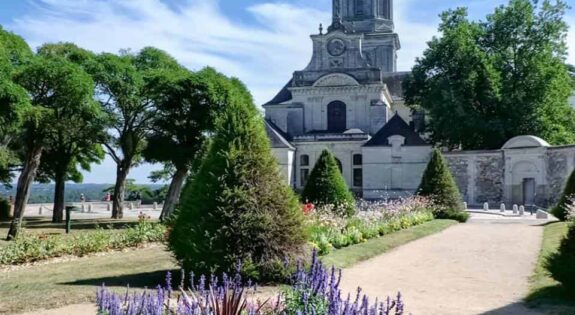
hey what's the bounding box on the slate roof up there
[364,114,428,147]
[265,120,294,149]
[264,79,293,105]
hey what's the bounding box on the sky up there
[0,0,574,184]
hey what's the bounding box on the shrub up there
[301,150,356,217]
[0,197,10,221]
[546,222,575,292]
[552,169,575,221]
[95,251,407,315]
[0,221,166,265]
[418,148,468,221]
[168,77,306,282]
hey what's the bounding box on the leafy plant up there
[545,221,575,293]
[168,74,306,282]
[418,149,468,222]
[301,150,356,217]
[552,169,575,221]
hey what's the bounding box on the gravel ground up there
[338,215,546,314]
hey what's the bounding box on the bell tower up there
[331,0,394,33]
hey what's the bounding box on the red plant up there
[302,203,315,215]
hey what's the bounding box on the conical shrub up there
[168,77,306,282]
[552,169,575,221]
[418,148,468,222]
[301,149,355,217]
[546,222,575,292]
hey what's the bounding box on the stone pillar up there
[483,203,489,211]
[500,204,506,213]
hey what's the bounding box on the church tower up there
[332,0,394,33]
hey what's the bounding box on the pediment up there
[312,73,360,87]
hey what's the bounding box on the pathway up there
[339,214,547,314]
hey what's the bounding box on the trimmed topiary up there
[552,169,575,221]
[546,222,575,293]
[301,150,355,217]
[168,76,306,282]
[418,148,468,222]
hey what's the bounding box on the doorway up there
[522,178,536,207]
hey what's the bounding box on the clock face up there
[327,38,346,56]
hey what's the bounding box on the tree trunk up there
[160,167,188,221]
[111,161,130,219]
[6,145,43,240]
[52,168,66,223]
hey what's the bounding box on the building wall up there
[445,144,575,208]
[271,148,295,186]
[362,145,431,199]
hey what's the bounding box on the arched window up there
[327,101,347,132]
[355,0,364,16]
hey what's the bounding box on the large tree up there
[34,43,106,223]
[0,27,33,186]
[404,0,575,150]
[91,47,181,219]
[7,55,96,239]
[144,67,229,220]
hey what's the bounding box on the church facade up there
[264,0,575,208]
[264,0,430,200]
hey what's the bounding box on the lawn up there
[321,219,458,268]
[526,221,575,314]
[0,219,457,314]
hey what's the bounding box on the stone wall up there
[474,155,505,205]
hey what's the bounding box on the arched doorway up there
[327,101,347,132]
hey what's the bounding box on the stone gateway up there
[264,0,575,208]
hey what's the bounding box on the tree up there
[168,75,306,281]
[6,56,96,239]
[91,47,181,219]
[144,67,229,220]
[0,27,33,186]
[418,149,468,222]
[301,150,355,217]
[552,169,575,221]
[34,43,106,223]
[404,0,575,150]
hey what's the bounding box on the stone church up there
[265,0,575,208]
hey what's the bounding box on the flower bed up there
[307,197,435,255]
[0,221,166,265]
[96,251,406,315]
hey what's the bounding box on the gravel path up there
[339,216,546,314]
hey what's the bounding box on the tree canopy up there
[404,0,575,150]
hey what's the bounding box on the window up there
[301,169,310,187]
[300,155,309,167]
[353,169,363,187]
[353,154,363,166]
[355,0,364,16]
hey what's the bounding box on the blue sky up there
[0,0,574,184]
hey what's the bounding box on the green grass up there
[321,219,458,268]
[0,245,177,314]
[526,222,575,314]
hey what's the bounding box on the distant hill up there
[0,183,164,204]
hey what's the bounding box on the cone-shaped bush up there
[168,76,306,282]
[546,222,575,292]
[552,169,575,221]
[418,148,468,222]
[301,150,355,217]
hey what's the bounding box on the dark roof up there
[264,79,293,105]
[364,114,428,147]
[265,120,294,149]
